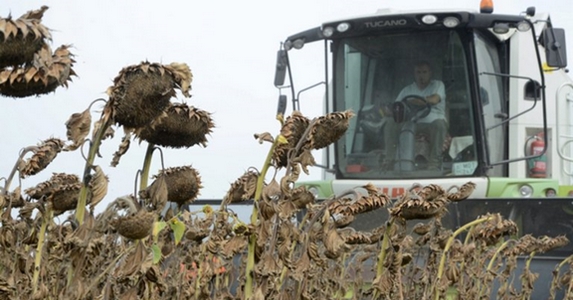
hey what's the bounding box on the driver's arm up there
[425,94,441,105]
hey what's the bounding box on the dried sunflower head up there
[48,182,92,214]
[0,44,76,98]
[272,111,310,168]
[306,110,354,150]
[291,186,315,209]
[471,213,518,246]
[223,169,259,204]
[536,235,569,253]
[135,103,214,148]
[146,165,202,207]
[4,187,25,208]
[25,172,79,200]
[0,6,51,68]
[105,61,192,128]
[447,181,477,202]
[20,138,65,178]
[112,209,156,240]
[389,190,449,220]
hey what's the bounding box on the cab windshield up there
[333,30,478,179]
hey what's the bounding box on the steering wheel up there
[392,94,431,123]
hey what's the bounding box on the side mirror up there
[542,27,568,68]
[277,95,287,117]
[274,50,287,87]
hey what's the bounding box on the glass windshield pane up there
[475,33,506,176]
[334,30,477,179]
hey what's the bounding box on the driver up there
[382,61,447,170]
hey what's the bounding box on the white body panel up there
[507,13,573,185]
[330,177,488,199]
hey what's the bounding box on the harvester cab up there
[273,1,573,200]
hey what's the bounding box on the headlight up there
[493,23,510,34]
[518,184,533,197]
[292,38,305,49]
[337,22,350,32]
[545,188,557,197]
[443,16,460,28]
[322,26,335,38]
[421,14,438,25]
[516,21,531,32]
[308,186,319,198]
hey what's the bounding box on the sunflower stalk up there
[376,219,394,277]
[244,134,286,299]
[139,143,156,193]
[371,218,394,299]
[479,239,515,297]
[2,146,38,196]
[520,251,537,299]
[434,215,492,300]
[550,255,573,299]
[457,224,476,291]
[76,113,113,224]
[32,204,53,294]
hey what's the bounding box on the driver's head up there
[413,61,432,89]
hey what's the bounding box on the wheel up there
[399,94,431,122]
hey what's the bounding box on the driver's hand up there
[407,97,427,106]
[381,104,392,117]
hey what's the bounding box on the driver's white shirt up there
[394,80,446,124]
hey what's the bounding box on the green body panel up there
[558,185,573,197]
[486,177,562,198]
[295,180,334,198]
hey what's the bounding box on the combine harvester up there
[273,0,573,297]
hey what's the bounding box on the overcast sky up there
[2,0,572,214]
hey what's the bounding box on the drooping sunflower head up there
[471,213,518,246]
[20,138,65,178]
[0,44,76,98]
[25,172,79,200]
[113,208,156,240]
[25,172,93,214]
[389,190,449,221]
[0,6,51,68]
[146,165,202,207]
[135,102,214,148]
[272,111,310,168]
[105,62,193,128]
[48,181,92,215]
[307,110,354,150]
[223,169,259,204]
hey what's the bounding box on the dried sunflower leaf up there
[169,218,185,245]
[254,132,274,144]
[111,131,132,167]
[140,175,168,212]
[88,165,108,210]
[64,108,91,151]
